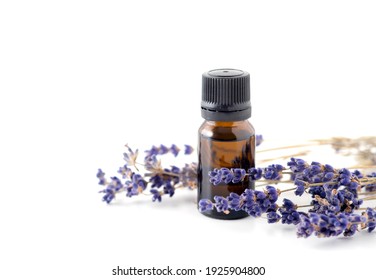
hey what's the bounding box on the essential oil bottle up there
[198,68,255,219]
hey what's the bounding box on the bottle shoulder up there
[199,120,255,141]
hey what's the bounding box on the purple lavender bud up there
[170,165,180,174]
[339,168,351,177]
[348,181,359,192]
[150,189,162,202]
[256,135,264,146]
[255,190,267,200]
[97,169,106,185]
[265,186,279,203]
[163,181,175,197]
[228,193,242,211]
[344,224,358,236]
[309,186,326,198]
[158,144,169,155]
[312,213,347,237]
[268,203,278,212]
[324,164,334,172]
[310,164,322,175]
[279,199,300,225]
[294,179,306,196]
[144,145,159,157]
[199,199,214,212]
[248,167,262,180]
[295,185,305,196]
[150,174,163,188]
[144,155,158,170]
[366,208,376,232]
[264,164,284,180]
[288,158,307,173]
[214,196,229,212]
[297,214,314,238]
[280,209,300,225]
[110,177,123,191]
[340,177,351,186]
[241,189,256,212]
[347,214,366,224]
[221,168,234,184]
[117,165,133,179]
[267,211,281,223]
[170,144,180,157]
[365,172,376,192]
[246,204,262,217]
[231,168,246,183]
[126,184,138,197]
[132,174,146,191]
[352,170,363,179]
[282,198,295,211]
[309,213,320,224]
[209,168,223,185]
[100,189,115,204]
[324,172,334,180]
[97,169,105,179]
[184,145,194,155]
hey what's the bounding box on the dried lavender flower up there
[98,144,196,203]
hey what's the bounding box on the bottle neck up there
[205,120,249,127]
[201,107,252,122]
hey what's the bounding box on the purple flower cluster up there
[310,185,363,215]
[364,207,376,232]
[148,165,180,197]
[145,144,194,158]
[208,168,246,185]
[288,158,376,196]
[288,158,337,195]
[297,209,376,238]
[365,172,376,192]
[198,199,214,212]
[297,212,349,238]
[208,164,284,186]
[278,199,301,225]
[264,164,285,180]
[97,144,196,203]
[199,186,279,218]
[97,167,148,204]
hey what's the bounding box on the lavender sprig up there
[201,157,376,238]
[199,186,279,218]
[208,164,285,186]
[208,158,376,198]
[296,210,376,238]
[199,187,376,238]
[97,144,195,203]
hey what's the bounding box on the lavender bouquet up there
[97,136,376,238]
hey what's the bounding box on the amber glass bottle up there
[198,69,255,219]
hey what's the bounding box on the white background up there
[1,0,376,279]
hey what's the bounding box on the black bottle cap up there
[201,68,251,121]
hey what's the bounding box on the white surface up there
[1,0,376,279]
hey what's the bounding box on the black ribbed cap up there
[201,68,251,121]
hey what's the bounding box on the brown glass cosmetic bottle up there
[198,69,255,219]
